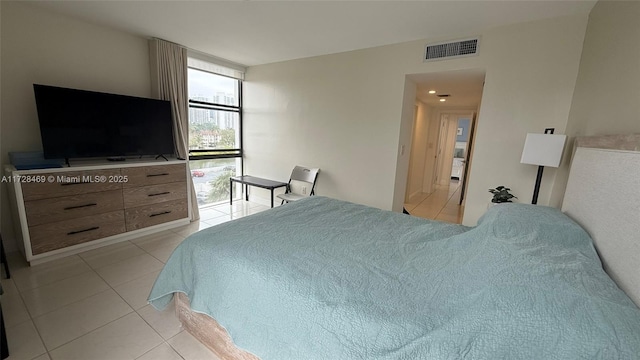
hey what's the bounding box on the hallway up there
[404,180,463,224]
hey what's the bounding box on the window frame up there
[187,67,243,162]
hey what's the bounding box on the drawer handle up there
[67,226,100,235]
[60,182,89,186]
[148,192,171,197]
[149,211,172,218]
[64,203,98,211]
[147,173,169,177]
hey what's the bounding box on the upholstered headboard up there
[561,134,640,307]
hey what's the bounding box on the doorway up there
[403,69,485,223]
[407,111,474,223]
[435,113,472,187]
[451,117,471,183]
[435,113,473,196]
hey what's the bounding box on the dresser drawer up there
[29,210,126,255]
[123,182,187,208]
[21,169,123,201]
[125,199,188,231]
[122,164,186,188]
[24,190,124,227]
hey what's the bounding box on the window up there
[188,67,242,207]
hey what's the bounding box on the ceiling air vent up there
[424,37,480,62]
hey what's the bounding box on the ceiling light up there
[428,90,436,94]
[439,98,446,102]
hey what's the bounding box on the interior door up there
[459,114,476,205]
[437,116,458,186]
[451,117,470,182]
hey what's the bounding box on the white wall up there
[244,15,588,224]
[450,17,587,224]
[406,101,429,200]
[550,0,640,207]
[0,2,150,250]
[422,105,439,194]
[243,46,409,209]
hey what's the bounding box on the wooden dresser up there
[6,160,190,265]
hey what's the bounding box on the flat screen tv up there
[33,84,176,160]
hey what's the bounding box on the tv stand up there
[5,160,190,265]
[155,154,169,161]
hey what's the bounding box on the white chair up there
[277,166,320,204]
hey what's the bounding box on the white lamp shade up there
[520,133,567,167]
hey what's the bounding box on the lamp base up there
[531,165,544,205]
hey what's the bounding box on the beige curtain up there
[149,38,200,221]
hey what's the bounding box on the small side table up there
[230,176,288,208]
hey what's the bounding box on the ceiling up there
[410,69,486,108]
[24,0,596,67]
[20,1,593,111]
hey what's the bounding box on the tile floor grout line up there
[10,276,51,358]
[11,256,88,294]
[5,268,69,359]
[45,252,136,352]
[166,334,189,360]
[134,301,184,350]
[85,232,182,354]
[90,249,155,277]
[411,181,462,222]
[30,286,124,323]
[411,190,436,213]
[20,274,111,320]
[133,340,186,360]
[436,187,459,219]
[435,183,463,220]
[2,277,49,360]
[5,201,256,360]
[45,309,136,355]
[38,241,169,355]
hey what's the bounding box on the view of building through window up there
[188,67,242,207]
[189,109,239,150]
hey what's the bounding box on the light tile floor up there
[1,200,269,360]
[404,180,464,224]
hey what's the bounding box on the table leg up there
[245,184,249,201]
[271,190,274,208]
[230,179,233,205]
[1,304,7,359]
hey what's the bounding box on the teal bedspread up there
[149,196,640,359]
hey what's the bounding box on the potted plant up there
[488,186,517,203]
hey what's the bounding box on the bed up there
[149,134,640,359]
